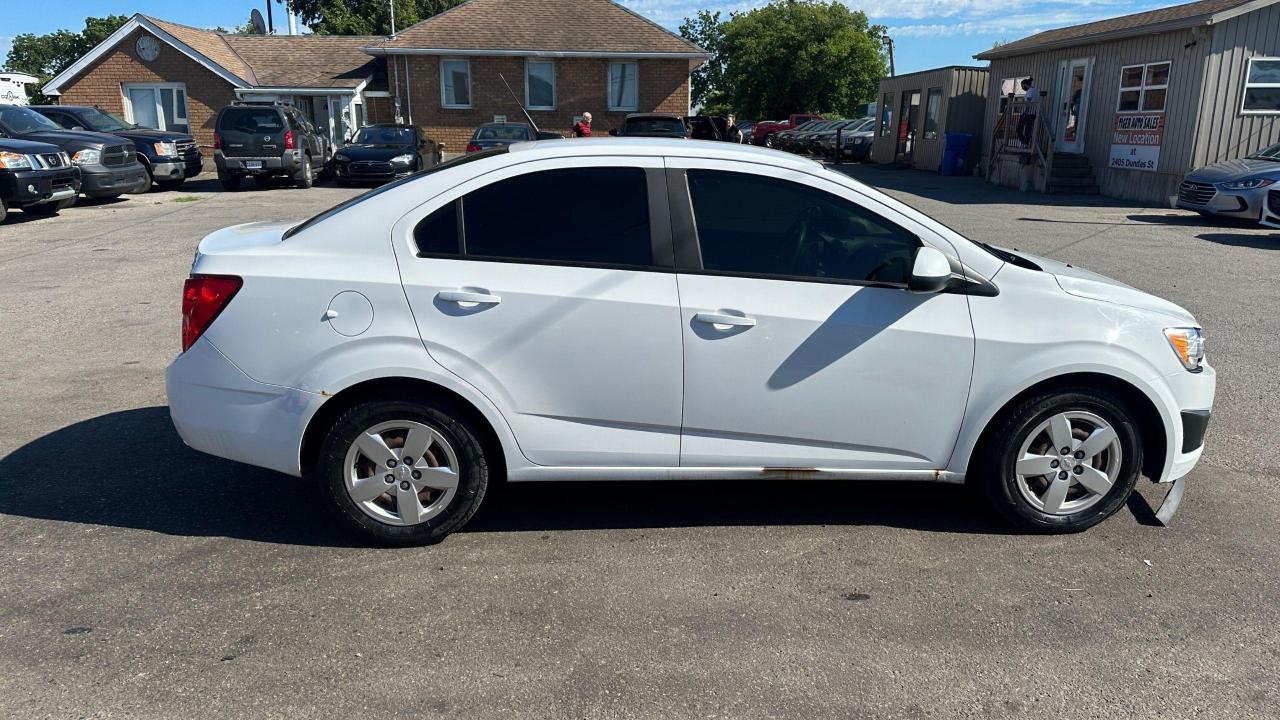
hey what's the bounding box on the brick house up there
[41,0,707,153]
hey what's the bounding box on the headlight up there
[390,154,413,164]
[153,141,178,157]
[71,149,101,165]
[334,153,349,162]
[1218,178,1275,190]
[1164,327,1205,372]
[60,152,71,166]
[0,151,32,169]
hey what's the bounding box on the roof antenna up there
[498,73,540,133]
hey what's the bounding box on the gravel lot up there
[1,166,1277,719]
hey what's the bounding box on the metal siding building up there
[976,0,1280,205]
[870,66,990,172]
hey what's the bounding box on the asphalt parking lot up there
[1,167,1277,719]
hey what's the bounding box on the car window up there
[356,126,416,144]
[475,125,532,141]
[417,167,652,266]
[623,117,686,135]
[221,108,284,133]
[0,105,64,133]
[686,169,919,285]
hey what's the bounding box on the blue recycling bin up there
[941,132,973,176]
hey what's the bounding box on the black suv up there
[214,102,329,190]
[29,105,202,190]
[0,137,81,222]
[0,104,148,199]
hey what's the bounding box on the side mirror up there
[907,246,952,293]
[72,125,86,131]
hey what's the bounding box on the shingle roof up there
[368,0,707,55]
[147,17,256,84]
[223,35,380,88]
[975,0,1277,59]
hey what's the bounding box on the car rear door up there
[219,107,284,158]
[392,156,684,467]
[665,158,975,470]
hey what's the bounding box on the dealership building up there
[975,0,1280,204]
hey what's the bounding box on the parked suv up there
[167,140,1214,545]
[30,105,202,190]
[0,137,81,222]
[0,104,148,200]
[213,102,329,190]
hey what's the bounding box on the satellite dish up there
[249,9,268,35]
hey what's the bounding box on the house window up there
[123,83,189,133]
[609,62,638,111]
[1242,57,1280,114]
[923,87,942,140]
[525,60,555,110]
[880,93,893,136]
[1117,62,1169,112]
[441,58,471,108]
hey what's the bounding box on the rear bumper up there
[80,163,149,197]
[166,337,324,477]
[0,167,81,206]
[216,151,303,175]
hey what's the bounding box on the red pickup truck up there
[751,113,823,147]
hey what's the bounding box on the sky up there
[2,0,1166,75]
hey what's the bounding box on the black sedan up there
[331,124,440,184]
[466,122,535,153]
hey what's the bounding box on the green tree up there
[683,1,887,120]
[289,0,466,36]
[4,15,129,103]
[679,9,725,111]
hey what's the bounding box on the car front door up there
[393,157,684,467]
[666,159,975,470]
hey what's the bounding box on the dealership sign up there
[1108,113,1164,172]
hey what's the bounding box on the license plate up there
[244,160,263,170]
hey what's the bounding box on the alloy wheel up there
[343,420,460,525]
[1013,411,1122,515]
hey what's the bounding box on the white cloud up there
[0,36,13,65]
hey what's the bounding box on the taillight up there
[284,130,295,150]
[213,131,222,150]
[466,143,482,153]
[182,275,242,352]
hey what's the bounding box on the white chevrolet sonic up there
[166,139,1215,545]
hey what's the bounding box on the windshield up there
[624,117,686,135]
[354,126,416,144]
[282,148,509,240]
[0,105,63,133]
[77,107,133,132]
[1249,142,1280,160]
[475,125,531,141]
[221,107,284,133]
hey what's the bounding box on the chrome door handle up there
[437,290,501,305]
[693,312,756,327]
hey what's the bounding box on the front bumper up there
[79,162,149,197]
[0,166,81,206]
[216,151,303,175]
[166,337,325,477]
[152,156,203,181]
[1176,182,1267,220]
[333,160,413,182]
[1160,363,1216,485]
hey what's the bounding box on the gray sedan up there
[1177,141,1279,221]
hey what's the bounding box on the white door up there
[668,160,975,469]
[1054,59,1092,154]
[394,157,683,467]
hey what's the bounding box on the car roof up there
[364,122,416,128]
[625,113,682,120]
[476,122,531,127]
[506,137,823,170]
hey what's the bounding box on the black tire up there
[294,158,314,189]
[22,199,74,216]
[156,179,185,191]
[218,172,242,191]
[975,387,1142,533]
[317,398,490,546]
[0,197,7,223]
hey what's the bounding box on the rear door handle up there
[693,312,756,327]
[437,290,502,305]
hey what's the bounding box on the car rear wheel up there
[317,399,489,545]
[294,159,314,189]
[976,388,1141,533]
[218,172,242,191]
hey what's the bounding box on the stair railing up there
[986,95,1056,189]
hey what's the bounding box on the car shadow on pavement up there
[0,407,1016,544]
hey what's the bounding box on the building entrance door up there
[1054,58,1092,154]
[895,90,922,162]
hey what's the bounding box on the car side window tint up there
[686,169,920,284]
[413,201,461,256]
[460,167,651,267]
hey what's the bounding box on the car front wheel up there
[317,399,489,545]
[977,388,1141,533]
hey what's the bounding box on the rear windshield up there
[624,117,686,135]
[220,108,284,133]
[282,148,509,240]
[475,125,531,141]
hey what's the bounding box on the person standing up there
[573,112,593,137]
[727,114,744,143]
[1017,78,1040,146]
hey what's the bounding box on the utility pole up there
[287,1,298,35]
[390,0,402,123]
[882,34,895,77]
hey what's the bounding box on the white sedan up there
[166,138,1215,545]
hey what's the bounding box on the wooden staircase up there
[1046,153,1099,195]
